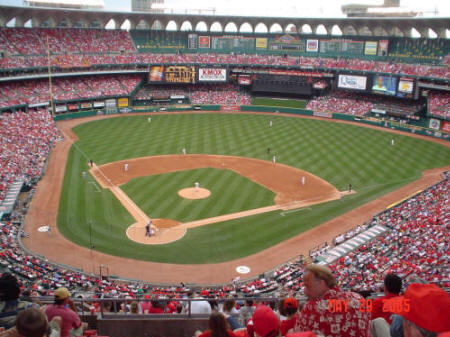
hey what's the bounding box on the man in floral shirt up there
[293,264,370,337]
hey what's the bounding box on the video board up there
[337,74,367,91]
[149,65,196,84]
[372,75,397,96]
[396,77,415,98]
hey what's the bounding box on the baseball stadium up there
[0,0,449,336]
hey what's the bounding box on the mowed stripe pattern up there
[56,113,450,263]
[121,168,276,222]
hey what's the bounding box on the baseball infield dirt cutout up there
[178,187,211,199]
[88,154,344,244]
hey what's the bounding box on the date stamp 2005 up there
[328,298,411,313]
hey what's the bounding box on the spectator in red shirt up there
[371,273,402,324]
[280,298,298,336]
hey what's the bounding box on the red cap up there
[438,333,450,337]
[286,333,317,337]
[393,283,450,332]
[252,305,279,337]
[144,294,151,299]
[283,297,298,310]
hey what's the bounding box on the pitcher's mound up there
[178,187,211,200]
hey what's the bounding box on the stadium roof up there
[0,5,448,38]
[24,0,104,10]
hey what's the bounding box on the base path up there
[22,112,450,284]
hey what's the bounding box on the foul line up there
[89,181,101,193]
[280,207,311,216]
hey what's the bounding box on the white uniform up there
[272,155,276,164]
[301,176,305,185]
[124,163,128,171]
[182,148,186,155]
[82,171,86,179]
[391,139,395,146]
[269,120,272,127]
[148,117,152,122]
[195,182,199,190]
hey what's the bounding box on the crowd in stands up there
[134,85,187,100]
[0,74,142,108]
[190,84,252,105]
[0,28,136,56]
[306,91,423,117]
[428,91,450,119]
[0,109,61,202]
[0,27,449,80]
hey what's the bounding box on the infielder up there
[145,221,151,236]
[195,182,199,191]
[272,155,276,164]
[124,163,129,171]
[182,148,186,155]
[301,176,305,185]
[82,171,86,179]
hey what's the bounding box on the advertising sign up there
[429,118,441,130]
[337,74,367,91]
[364,41,378,55]
[117,98,129,107]
[198,36,211,49]
[378,40,389,56]
[306,39,319,52]
[198,68,227,82]
[80,102,92,109]
[255,38,268,49]
[441,121,450,133]
[105,99,116,108]
[55,105,67,113]
[93,101,105,108]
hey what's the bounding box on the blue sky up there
[1,0,448,17]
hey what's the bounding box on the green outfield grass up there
[252,97,307,109]
[57,113,450,263]
[121,168,276,222]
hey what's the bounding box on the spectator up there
[280,298,298,336]
[195,312,236,337]
[0,273,33,330]
[45,287,83,337]
[248,305,280,337]
[371,273,402,324]
[292,264,370,337]
[16,308,62,337]
[392,283,450,337]
[188,291,212,315]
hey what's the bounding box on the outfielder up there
[269,120,273,127]
[272,155,276,164]
[391,138,395,146]
[148,117,152,123]
[182,148,186,155]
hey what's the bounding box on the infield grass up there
[57,113,450,263]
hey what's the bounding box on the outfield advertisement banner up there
[80,102,92,109]
[198,68,227,82]
[429,118,441,131]
[441,121,450,133]
[255,38,268,49]
[306,39,319,52]
[198,36,210,49]
[105,99,116,108]
[67,103,78,111]
[364,41,378,55]
[338,74,367,91]
[150,65,196,83]
[117,98,129,107]
[55,105,67,113]
[93,101,105,108]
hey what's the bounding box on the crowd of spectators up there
[190,84,252,105]
[0,28,136,55]
[307,91,424,117]
[134,85,187,100]
[428,91,450,119]
[0,109,61,202]
[0,74,142,108]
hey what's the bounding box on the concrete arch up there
[316,24,327,35]
[331,24,342,36]
[150,20,163,30]
[195,21,208,32]
[410,27,421,38]
[136,19,149,29]
[180,20,193,31]
[284,23,297,33]
[254,22,268,33]
[300,24,312,34]
[209,21,222,32]
[120,19,130,30]
[224,22,238,33]
[105,18,116,29]
[166,20,178,31]
[342,25,357,35]
[388,27,404,37]
[427,28,437,38]
[239,22,253,33]
[269,23,283,33]
[373,26,388,36]
[357,26,373,36]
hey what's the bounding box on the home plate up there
[236,266,251,274]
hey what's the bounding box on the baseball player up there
[391,138,395,146]
[89,159,93,167]
[145,220,151,236]
[269,120,273,127]
[195,182,199,191]
[272,155,276,164]
[182,148,186,155]
[301,176,305,185]
[82,171,86,179]
[124,163,129,171]
[267,147,271,154]
[148,117,152,123]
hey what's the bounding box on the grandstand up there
[0,4,449,337]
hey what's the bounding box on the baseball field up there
[52,113,450,267]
